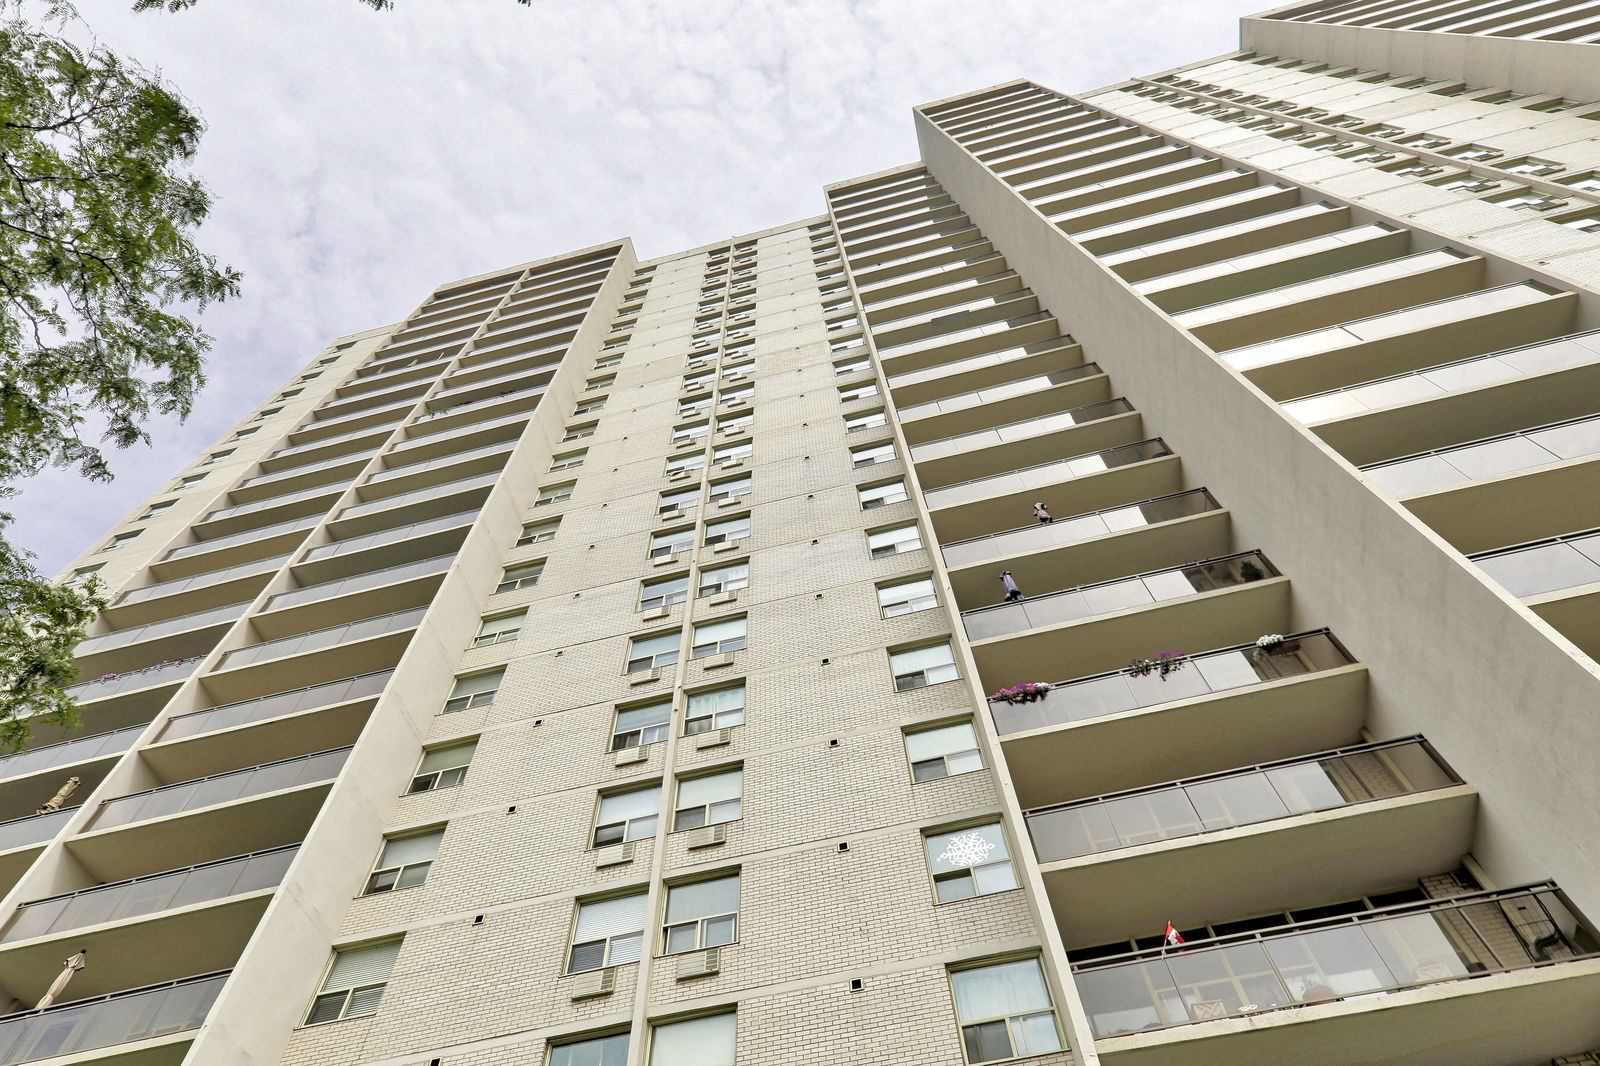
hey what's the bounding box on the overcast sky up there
[14,0,1254,575]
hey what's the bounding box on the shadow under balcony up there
[994,631,1367,806]
[252,553,452,637]
[896,363,1107,446]
[71,604,248,682]
[911,398,1139,489]
[1471,527,1600,660]
[199,608,423,705]
[1076,885,1600,1066]
[0,969,227,1066]
[884,332,1077,407]
[1029,738,1476,947]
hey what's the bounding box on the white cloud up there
[10,0,1253,573]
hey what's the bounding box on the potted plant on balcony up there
[987,682,1053,704]
[1255,633,1300,655]
[1126,651,1188,680]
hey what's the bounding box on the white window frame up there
[672,767,742,830]
[627,631,681,673]
[878,577,937,617]
[364,829,443,894]
[594,785,661,847]
[612,699,672,751]
[408,741,475,793]
[906,721,983,782]
[496,560,544,593]
[473,610,525,648]
[685,684,745,734]
[891,643,958,691]
[640,574,689,612]
[662,874,740,955]
[691,617,746,659]
[869,524,922,558]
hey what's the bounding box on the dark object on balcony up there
[999,570,1024,602]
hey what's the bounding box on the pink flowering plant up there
[987,681,1054,704]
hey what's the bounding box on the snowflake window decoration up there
[938,831,997,869]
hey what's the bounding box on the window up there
[569,892,647,972]
[649,528,694,559]
[255,407,282,421]
[365,829,443,893]
[721,362,753,381]
[879,577,937,617]
[640,574,689,612]
[851,442,896,468]
[839,382,879,403]
[518,519,559,546]
[949,959,1062,1062]
[279,388,303,400]
[65,567,99,589]
[535,483,574,507]
[628,631,680,673]
[595,353,623,370]
[891,643,957,691]
[177,473,208,489]
[306,939,402,1024]
[684,370,715,391]
[562,422,598,442]
[443,670,502,713]
[673,768,742,830]
[202,449,234,465]
[659,487,698,515]
[686,684,745,734]
[574,396,607,416]
[859,480,908,510]
[663,874,740,953]
[720,383,753,406]
[473,611,525,648]
[673,421,710,446]
[713,441,752,465]
[409,741,476,793]
[926,823,1018,903]
[691,617,746,658]
[140,501,176,520]
[708,476,750,504]
[594,785,660,846]
[906,722,983,782]
[496,561,544,593]
[869,524,922,558]
[232,427,258,440]
[717,412,753,435]
[552,1032,629,1066]
[586,375,616,392]
[835,355,871,375]
[649,1014,736,1066]
[698,560,748,598]
[665,453,707,475]
[102,531,141,552]
[550,450,587,472]
[703,516,749,547]
[846,409,888,432]
[613,699,671,750]
[679,395,712,418]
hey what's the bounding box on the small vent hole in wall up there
[507,805,518,814]
[838,841,850,853]
[471,915,484,926]
[828,739,840,748]
[850,978,864,991]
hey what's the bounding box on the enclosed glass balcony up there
[1471,527,1600,597]
[964,552,1276,641]
[0,727,142,785]
[0,970,226,1064]
[1027,738,1457,862]
[942,488,1219,569]
[219,608,426,669]
[0,809,76,855]
[1075,885,1598,1038]
[90,747,351,831]
[990,630,1354,735]
[67,657,203,704]
[75,602,248,658]
[1363,412,1600,496]
[159,670,392,742]
[300,510,476,563]
[925,439,1171,510]
[264,554,452,611]
[2,846,296,943]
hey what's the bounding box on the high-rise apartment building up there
[8,2,1600,1064]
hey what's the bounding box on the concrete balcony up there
[295,509,475,584]
[925,439,1180,543]
[1053,170,1262,237]
[385,408,531,464]
[329,471,496,538]
[255,553,450,636]
[291,396,411,446]
[0,969,226,1065]
[152,515,319,583]
[309,376,430,426]
[863,270,1021,330]
[361,440,513,498]
[0,811,77,898]
[203,608,423,704]
[195,483,343,541]
[871,289,1040,352]
[896,364,1106,445]
[107,554,287,630]
[876,309,1057,377]
[997,130,1152,186]
[994,630,1367,806]
[259,421,392,474]
[1032,156,1221,221]
[855,249,1005,307]
[228,450,373,505]
[1028,738,1475,946]
[884,333,1077,407]
[71,602,241,681]
[1472,528,1600,659]
[1076,184,1302,257]
[1100,201,1353,285]
[911,398,1137,488]
[1074,885,1600,1066]
[412,384,547,436]
[1015,143,1195,205]
[0,728,141,790]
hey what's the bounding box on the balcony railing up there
[300,510,477,564]
[90,747,351,831]
[963,551,1277,641]
[201,482,342,525]
[418,383,546,421]
[161,515,320,563]
[942,488,1219,570]
[0,970,227,1065]
[0,808,77,854]
[264,554,453,612]
[925,439,1172,510]
[896,363,1101,421]
[336,472,498,523]
[159,670,392,742]
[2,846,297,943]
[912,398,1135,462]
[66,656,203,703]
[115,553,288,607]
[219,608,426,669]
[387,409,529,455]
[990,630,1354,735]
[1363,411,1600,497]
[1470,526,1600,598]
[74,601,248,657]
[1074,884,1598,1039]
[1027,737,1458,863]
[364,439,514,485]
[0,727,142,785]
[268,421,391,463]
[235,447,377,490]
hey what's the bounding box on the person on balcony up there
[1000,571,1024,602]
[1033,502,1053,524]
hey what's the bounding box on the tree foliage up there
[0,1,237,750]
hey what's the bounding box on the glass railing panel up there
[3,846,297,943]
[268,422,391,462]
[0,727,142,784]
[1027,739,1456,862]
[202,483,342,524]
[925,440,1171,510]
[418,385,545,422]
[388,409,529,453]
[1364,412,1600,496]
[431,365,555,404]
[912,398,1133,462]
[92,748,351,831]
[898,364,1100,421]
[964,552,1276,641]
[1282,332,1600,424]
[365,440,514,485]
[1074,886,1598,1037]
[301,510,477,563]
[875,288,1034,334]
[220,608,426,669]
[312,379,430,421]
[990,630,1353,735]
[159,671,392,742]
[876,310,1048,359]
[854,253,1004,303]
[942,489,1218,570]
[162,515,320,563]
[236,447,378,489]
[0,971,226,1064]
[115,554,288,607]
[0,808,76,854]
[1471,529,1600,597]
[67,656,203,703]
[886,336,1074,392]
[75,602,248,657]
[862,268,1013,315]
[264,554,452,611]
[305,398,412,432]
[336,471,497,521]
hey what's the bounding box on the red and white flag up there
[1163,922,1185,947]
